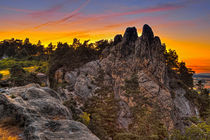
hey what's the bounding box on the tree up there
[37,40,42,46]
[24,38,30,45]
[178,62,194,88]
[196,80,205,91]
[164,49,179,70]
[9,65,26,78]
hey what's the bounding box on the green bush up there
[35,62,48,74]
[0,73,3,80]
[0,58,41,70]
[8,65,40,86]
[170,122,210,140]
[84,87,119,140]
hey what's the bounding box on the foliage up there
[9,65,26,77]
[170,121,210,140]
[164,48,194,88]
[8,65,40,86]
[0,128,18,140]
[124,74,168,139]
[0,73,2,80]
[0,38,49,60]
[124,74,139,98]
[178,62,194,88]
[0,117,22,140]
[84,87,120,140]
[185,86,210,120]
[35,62,48,74]
[79,112,90,126]
[0,58,43,70]
[164,49,179,70]
[48,39,111,88]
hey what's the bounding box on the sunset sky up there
[0,0,209,73]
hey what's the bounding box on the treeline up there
[0,38,112,87]
[48,38,112,88]
[0,38,49,60]
[164,47,194,88]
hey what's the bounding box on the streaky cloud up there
[29,4,64,18]
[0,0,76,18]
[59,3,184,27]
[99,3,183,19]
[34,0,90,29]
[0,6,33,13]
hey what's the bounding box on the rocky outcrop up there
[54,24,199,138]
[0,84,99,140]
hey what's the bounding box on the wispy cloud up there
[0,6,32,13]
[34,0,90,29]
[0,0,76,18]
[29,4,64,18]
[55,3,183,28]
[108,3,184,17]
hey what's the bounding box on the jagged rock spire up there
[123,27,138,42]
[142,24,154,42]
[114,34,123,45]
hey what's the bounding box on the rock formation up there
[54,24,199,139]
[0,84,99,140]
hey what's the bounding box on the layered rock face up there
[0,84,99,140]
[55,24,198,138]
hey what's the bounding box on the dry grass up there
[0,128,18,140]
[0,117,23,140]
[0,69,10,80]
[24,66,37,72]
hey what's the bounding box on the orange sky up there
[0,0,210,73]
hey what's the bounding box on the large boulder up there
[0,84,99,140]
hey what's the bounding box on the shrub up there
[79,112,90,126]
[170,121,210,140]
[84,87,119,140]
[9,65,40,86]
[0,74,3,80]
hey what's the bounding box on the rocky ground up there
[0,84,99,140]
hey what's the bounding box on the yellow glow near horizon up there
[0,27,209,74]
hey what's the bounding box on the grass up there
[0,128,18,140]
[0,69,10,80]
[0,58,47,80]
[0,58,40,70]
[0,117,23,140]
[0,66,37,80]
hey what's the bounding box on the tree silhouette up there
[178,62,194,88]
